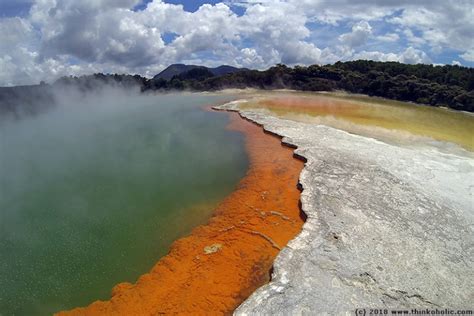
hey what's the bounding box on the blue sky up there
[0,0,473,86]
[136,0,224,12]
[0,1,30,17]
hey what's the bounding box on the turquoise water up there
[0,93,248,315]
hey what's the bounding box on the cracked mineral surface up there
[215,100,474,315]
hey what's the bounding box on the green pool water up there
[0,93,248,315]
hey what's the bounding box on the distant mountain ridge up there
[153,64,248,80]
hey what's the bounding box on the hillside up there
[153,64,248,80]
[1,61,473,119]
[148,61,474,112]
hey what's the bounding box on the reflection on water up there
[242,93,474,152]
[0,93,248,315]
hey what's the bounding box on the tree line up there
[145,61,474,112]
[1,60,473,120]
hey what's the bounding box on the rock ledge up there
[215,101,474,315]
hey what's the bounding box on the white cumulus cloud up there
[339,21,372,48]
[0,0,472,86]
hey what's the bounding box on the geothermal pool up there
[0,93,248,315]
[216,95,473,314]
[244,92,474,151]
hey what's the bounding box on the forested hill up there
[153,64,248,80]
[1,61,473,119]
[147,61,474,112]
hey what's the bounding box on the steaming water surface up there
[0,93,248,315]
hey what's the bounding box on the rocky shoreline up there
[215,101,474,314]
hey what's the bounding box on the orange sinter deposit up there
[58,111,305,315]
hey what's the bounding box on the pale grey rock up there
[214,102,474,315]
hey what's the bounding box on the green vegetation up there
[1,61,473,119]
[152,64,248,80]
[146,61,473,112]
